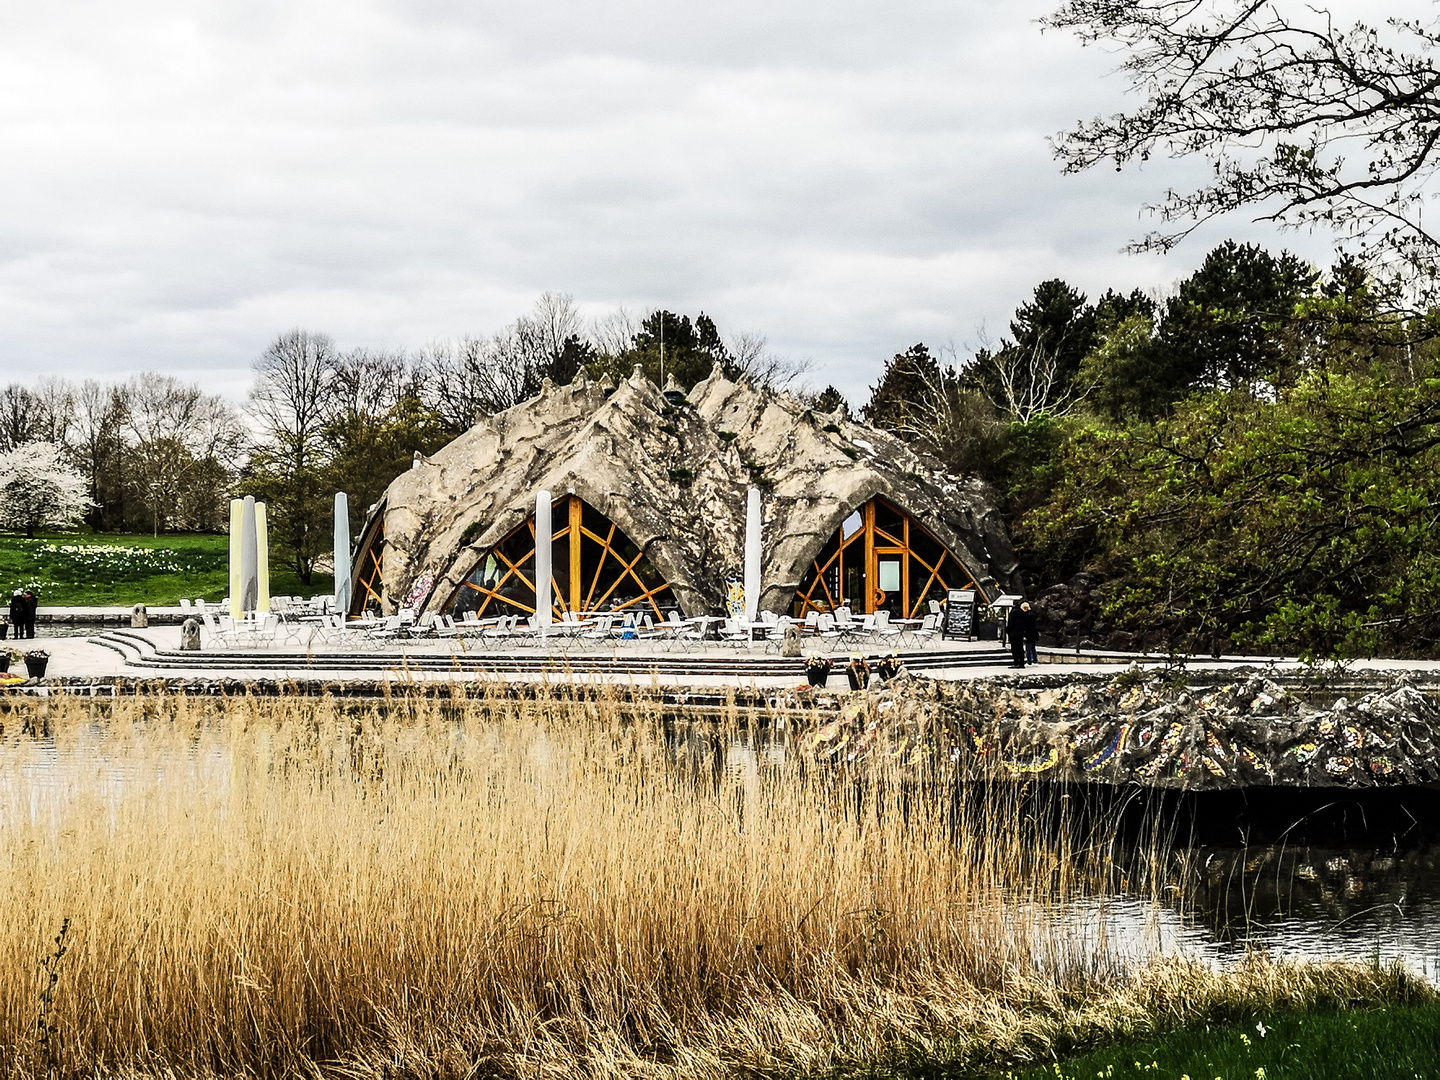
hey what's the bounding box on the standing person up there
[1021,601,1039,665]
[9,591,26,641]
[22,588,38,639]
[1006,602,1026,668]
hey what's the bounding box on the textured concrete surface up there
[371,370,1021,618]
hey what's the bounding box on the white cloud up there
[0,0,1348,405]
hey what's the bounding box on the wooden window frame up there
[448,495,675,619]
[794,496,978,619]
[354,519,385,613]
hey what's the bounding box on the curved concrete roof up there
[362,369,1021,615]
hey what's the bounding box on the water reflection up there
[692,718,1440,982]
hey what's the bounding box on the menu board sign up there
[943,589,975,638]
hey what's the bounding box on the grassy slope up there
[992,1002,1440,1080]
[0,532,334,606]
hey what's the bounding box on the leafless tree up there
[249,329,338,462]
[589,307,641,361]
[723,332,813,391]
[329,347,414,422]
[1047,1,1440,290]
[418,336,528,429]
[127,373,247,532]
[419,294,593,428]
[972,332,1093,423]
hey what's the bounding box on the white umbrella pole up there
[534,490,552,636]
[228,499,243,621]
[334,492,351,615]
[255,502,270,614]
[743,486,761,623]
[240,496,258,615]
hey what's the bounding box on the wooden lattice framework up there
[353,517,385,614]
[448,495,676,619]
[794,496,979,619]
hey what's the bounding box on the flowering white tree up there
[0,441,92,538]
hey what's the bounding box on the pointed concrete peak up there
[573,371,590,390]
[662,374,683,395]
[541,376,556,393]
[631,362,647,382]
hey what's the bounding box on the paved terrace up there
[9,606,1434,691]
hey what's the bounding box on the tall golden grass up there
[0,686,1428,1079]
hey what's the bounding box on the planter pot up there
[876,659,901,682]
[0,654,8,673]
[846,667,869,691]
[806,668,830,687]
[24,657,47,679]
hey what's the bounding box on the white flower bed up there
[37,543,186,577]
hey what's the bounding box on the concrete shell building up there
[349,368,1022,622]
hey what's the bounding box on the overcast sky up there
[0,0,1351,406]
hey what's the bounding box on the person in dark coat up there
[1021,601,1039,665]
[9,591,26,640]
[21,588,37,639]
[1006,602,1026,668]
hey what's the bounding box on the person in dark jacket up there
[9,591,26,640]
[21,588,37,638]
[1021,601,1039,665]
[1007,602,1026,668]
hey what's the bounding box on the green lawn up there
[0,533,334,607]
[992,1003,1440,1080]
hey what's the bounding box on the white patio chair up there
[907,612,941,646]
[762,615,794,652]
[199,611,230,648]
[718,618,750,648]
[658,611,699,652]
[253,613,280,646]
[407,612,439,638]
[579,615,615,647]
[481,614,518,645]
[363,614,404,648]
[871,610,903,645]
[833,607,866,645]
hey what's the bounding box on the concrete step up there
[92,631,1015,677]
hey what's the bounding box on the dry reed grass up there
[0,686,1428,1079]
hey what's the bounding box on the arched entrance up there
[350,515,385,615]
[793,496,980,619]
[447,495,677,620]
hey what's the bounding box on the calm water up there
[716,727,1440,982]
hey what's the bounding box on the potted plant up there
[845,653,870,691]
[803,653,833,687]
[0,649,18,673]
[24,649,49,679]
[876,653,903,682]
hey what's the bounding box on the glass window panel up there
[795,496,973,616]
[878,558,901,592]
[443,496,680,620]
[550,533,571,611]
[874,499,905,542]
